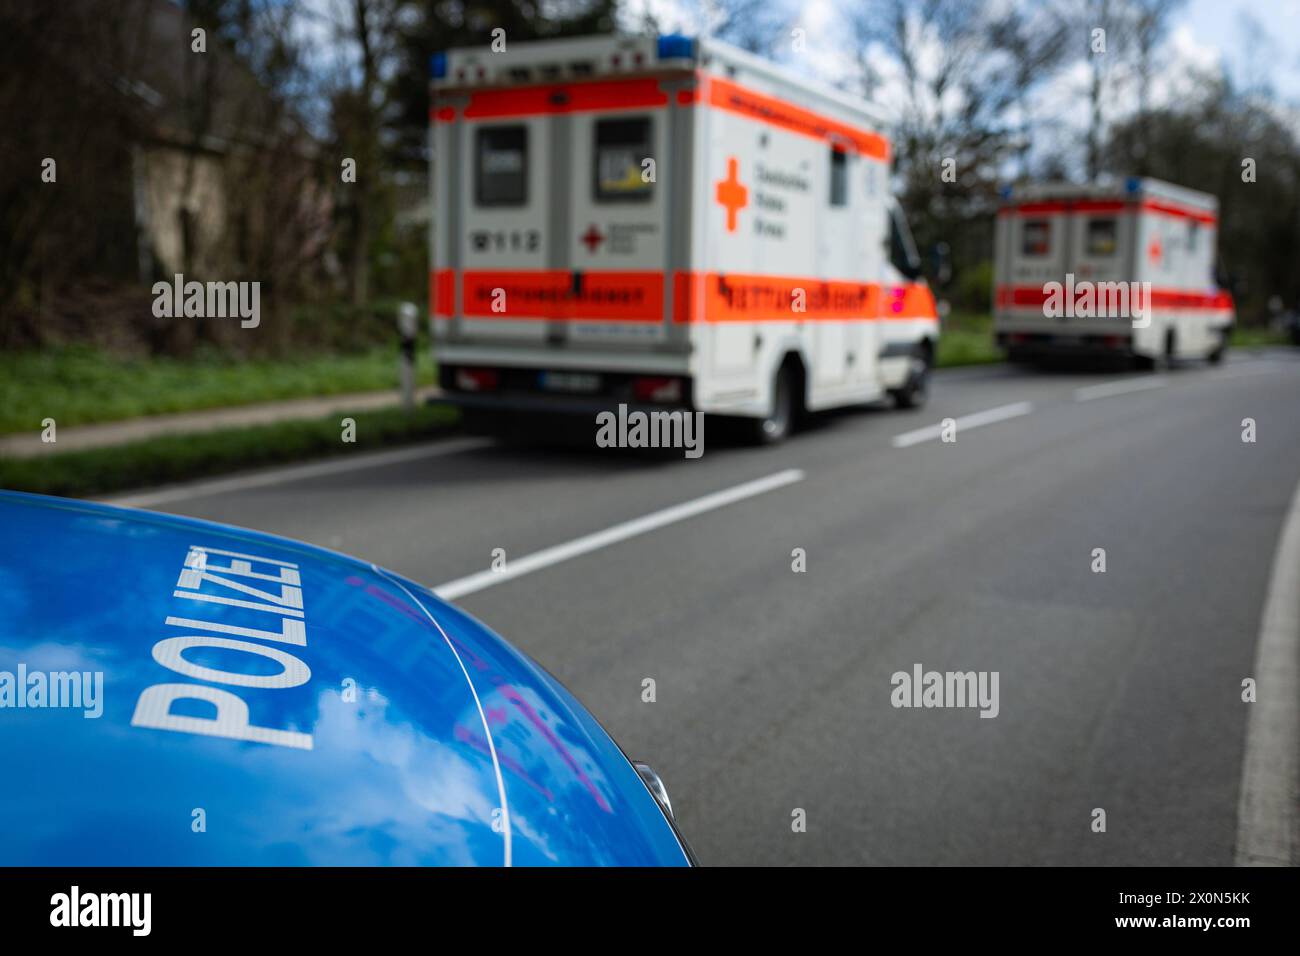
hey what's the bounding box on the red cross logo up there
[581,224,605,253]
[715,156,748,233]
[1148,237,1163,265]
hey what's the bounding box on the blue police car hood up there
[0,492,688,866]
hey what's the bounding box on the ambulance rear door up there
[562,79,681,349]
[1001,200,1071,326]
[444,61,684,353]
[1064,198,1137,331]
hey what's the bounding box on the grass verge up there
[0,403,461,499]
[1230,325,1291,348]
[937,313,1002,368]
[0,345,437,435]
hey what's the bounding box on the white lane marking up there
[435,468,806,601]
[890,402,1034,449]
[372,566,512,868]
[1073,376,1169,402]
[102,438,491,509]
[1235,475,1300,866]
[1210,364,1282,381]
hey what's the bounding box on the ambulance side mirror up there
[887,204,924,282]
[1214,262,1237,295]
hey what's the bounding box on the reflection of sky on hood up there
[0,493,689,866]
[1,683,505,865]
[187,688,505,865]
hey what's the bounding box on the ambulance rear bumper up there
[437,391,690,419]
[436,359,695,413]
[996,329,1134,357]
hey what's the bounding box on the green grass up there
[1230,325,1291,348]
[936,313,1002,368]
[0,404,461,499]
[2,313,1006,441]
[0,345,437,435]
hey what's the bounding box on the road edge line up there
[1235,474,1300,866]
[101,437,491,509]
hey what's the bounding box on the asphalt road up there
[121,350,1300,865]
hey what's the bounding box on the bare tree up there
[989,0,1073,180]
[1128,0,1188,174]
[304,0,403,307]
[702,0,792,56]
[1077,0,1188,178]
[1083,0,1124,181]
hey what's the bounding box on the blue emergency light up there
[657,34,696,60]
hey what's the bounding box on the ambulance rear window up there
[594,117,653,202]
[829,147,848,207]
[1021,220,1051,257]
[1086,218,1118,256]
[476,126,528,207]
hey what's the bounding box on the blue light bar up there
[657,34,696,60]
[1125,176,1142,193]
[430,52,448,80]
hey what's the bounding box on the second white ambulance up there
[429,33,939,442]
[993,177,1235,366]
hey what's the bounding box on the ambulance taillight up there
[632,377,684,404]
[454,368,500,392]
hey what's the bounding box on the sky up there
[1184,0,1300,99]
[275,0,1300,157]
[619,0,1300,178]
[624,0,1300,108]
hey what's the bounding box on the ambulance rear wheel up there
[749,366,796,445]
[1207,330,1227,365]
[889,348,931,410]
[1162,329,1178,369]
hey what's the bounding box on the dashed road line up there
[890,402,1035,448]
[434,468,806,601]
[1073,377,1170,402]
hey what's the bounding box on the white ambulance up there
[993,177,1235,366]
[429,33,939,443]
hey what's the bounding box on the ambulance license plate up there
[539,371,601,393]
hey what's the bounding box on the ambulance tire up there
[1163,329,1178,369]
[1207,330,1227,365]
[747,364,798,445]
[1135,329,1177,371]
[889,347,931,410]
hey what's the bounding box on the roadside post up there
[398,302,418,412]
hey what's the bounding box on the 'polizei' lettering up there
[131,546,313,750]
